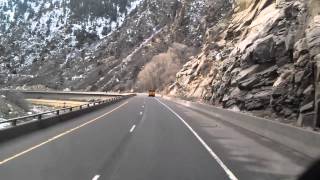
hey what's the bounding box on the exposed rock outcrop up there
[171,0,320,121]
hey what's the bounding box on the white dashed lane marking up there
[130,125,136,133]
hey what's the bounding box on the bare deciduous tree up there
[136,43,194,91]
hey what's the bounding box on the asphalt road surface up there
[0,95,313,180]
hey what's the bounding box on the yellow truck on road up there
[148,89,156,97]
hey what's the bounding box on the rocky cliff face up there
[170,0,320,120]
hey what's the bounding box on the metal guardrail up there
[14,90,125,96]
[0,95,134,129]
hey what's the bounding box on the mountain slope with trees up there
[1,0,319,122]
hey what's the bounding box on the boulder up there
[253,89,273,98]
[238,76,261,90]
[235,64,260,82]
[243,89,272,111]
[195,57,210,75]
[273,38,289,58]
[294,70,305,84]
[303,85,314,96]
[295,54,310,67]
[237,65,278,90]
[297,101,315,128]
[293,38,308,60]
[280,108,294,118]
[300,101,314,113]
[222,87,244,108]
[241,35,276,65]
[257,65,278,78]
[273,70,293,88]
[244,99,266,111]
[224,99,237,108]
[230,87,242,98]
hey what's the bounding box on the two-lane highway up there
[0,95,312,180]
[96,97,234,180]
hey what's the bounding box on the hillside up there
[0,0,319,121]
[0,0,176,91]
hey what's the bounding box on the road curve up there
[0,95,312,180]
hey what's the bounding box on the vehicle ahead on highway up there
[148,89,156,97]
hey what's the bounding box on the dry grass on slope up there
[27,99,88,108]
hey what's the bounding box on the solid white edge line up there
[92,175,100,180]
[130,125,136,133]
[156,98,238,180]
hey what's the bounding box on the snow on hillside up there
[0,0,144,72]
[123,28,163,64]
[0,0,178,92]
